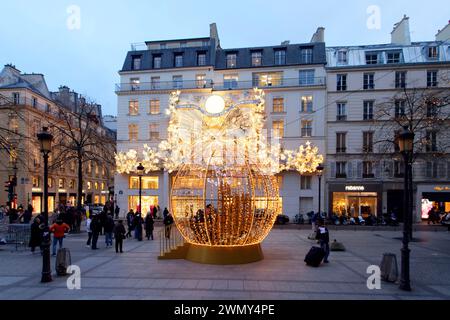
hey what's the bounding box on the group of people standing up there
[1,204,34,224]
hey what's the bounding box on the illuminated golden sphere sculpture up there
[171,161,280,246]
[169,90,281,264]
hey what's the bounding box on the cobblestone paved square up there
[0,227,449,300]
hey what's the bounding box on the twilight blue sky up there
[0,0,448,115]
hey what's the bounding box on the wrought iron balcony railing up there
[115,77,326,93]
[116,80,214,92]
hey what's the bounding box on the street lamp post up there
[137,163,145,215]
[316,164,324,216]
[12,162,18,208]
[397,126,414,291]
[37,127,53,283]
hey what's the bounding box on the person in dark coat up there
[29,218,43,253]
[22,205,33,224]
[133,213,143,241]
[9,208,19,224]
[90,215,101,250]
[145,213,154,240]
[126,210,135,238]
[113,220,126,253]
[114,205,120,219]
[104,215,115,247]
[163,212,174,239]
[163,207,169,219]
[152,206,158,219]
[316,219,330,263]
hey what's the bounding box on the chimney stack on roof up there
[391,15,411,45]
[311,27,325,43]
[436,20,450,42]
[210,23,220,48]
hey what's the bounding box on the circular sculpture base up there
[185,243,264,265]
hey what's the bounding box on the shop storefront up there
[328,183,382,218]
[128,195,159,213]
[68,194,77,207]
[32,193,42,214]
[48,193,56,214]
[58,192,67,206]
[418,184,450,219]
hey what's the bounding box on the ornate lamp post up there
[137,163,145,215]
[37,127,53,283]
[316,164,324,216]
[397,126,414,291]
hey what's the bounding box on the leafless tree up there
[371,87,450,163]
[46,97,116,210]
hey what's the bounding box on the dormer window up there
[251,51,262,67]
[300,47,313,64]
[365,52,379,65]
[386,51,402,64]
[274,49,286,65]
[197,52,207,66]
[131,56,142,70]
[428,46,438,59]
[174,53,183,67]
[226,53,237,68]
[337,50,348,64]
[153,55,162,69]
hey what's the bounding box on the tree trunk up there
[77,155,83,210]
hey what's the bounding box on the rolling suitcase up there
[56,248,71,276]
[304,246,325,267]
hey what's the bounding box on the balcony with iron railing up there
[115,77,326,93]
[116,80,214,92]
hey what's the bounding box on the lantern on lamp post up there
[316,164,325,217]
[137,163,145,215]
[397,125,414,291]
[37,127,53,283]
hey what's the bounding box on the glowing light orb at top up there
[204,95,226,115]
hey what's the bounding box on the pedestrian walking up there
[145,212,154,240]
[49,219,70,256]
[0,205,5,220]
[163,212,174,239]
[163,207,169,220]
[90,215,101,250]
[29,217,43,253]
[315,219,330,263]
[133,213,143,241]
[115,205,120,219]
[22,204,33,224]
[86,215,93,247]
[104,215,115,247]
[152,206,158,220]
[126,209,135,238]
[113,220,126,253]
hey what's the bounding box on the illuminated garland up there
[281,141,324,174]
[115,89,324,175]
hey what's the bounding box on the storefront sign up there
[32,188,42,192]
[434,186,450,191]
[345,186,365,191]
